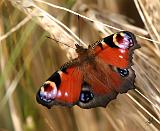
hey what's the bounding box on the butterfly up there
[36,31,140,109]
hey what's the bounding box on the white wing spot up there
[57,91,62,97]
[119,55,123,58]
[64,92,68,97]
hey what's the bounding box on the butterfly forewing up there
[91,31,139,68]
[36,65,83,108]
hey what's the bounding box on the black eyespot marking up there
[124,32,135,48]
[79,81,94,103]
[36,90,53,109]
[117,68,129,77]
[79,90,94,103]
[103,34,119,48]
[47,72,61,88]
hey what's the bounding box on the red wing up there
[92,31,139,68]
[56,67,82,104]
[36,65,83,108]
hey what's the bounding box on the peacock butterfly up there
[36,31,140,109]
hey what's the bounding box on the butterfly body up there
[36,31,140,109]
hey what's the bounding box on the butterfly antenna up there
[46,36,76,49]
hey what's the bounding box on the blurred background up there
[0,0,160,131]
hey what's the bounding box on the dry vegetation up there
[0,0,160,131]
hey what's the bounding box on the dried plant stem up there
[127,93,160,125]
[0,22,22,131]
[33,0,123,31]
[33,4,87,47]
[7,96,23,131]
[135,89,159,114]
[0,31,46,109]
[33,0,160,45]
[0,15,32,41]
[134,0,160,51]
[8,0,86,59]
[0,69,24,110]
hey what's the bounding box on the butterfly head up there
[75,44,87,55]
[36,81,57,108]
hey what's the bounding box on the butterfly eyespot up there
[117,68,129,77]
[113,32,134,49]
[39,81,57,103]
[79,81,94,103]
[79,90,94,103]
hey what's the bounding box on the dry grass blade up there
[8,0,87,59]
[0,7,23,131]
[134,0,160,53]
[32,0,160,45]
[0,15,31,41]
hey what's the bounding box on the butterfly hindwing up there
[77,57,135,108]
